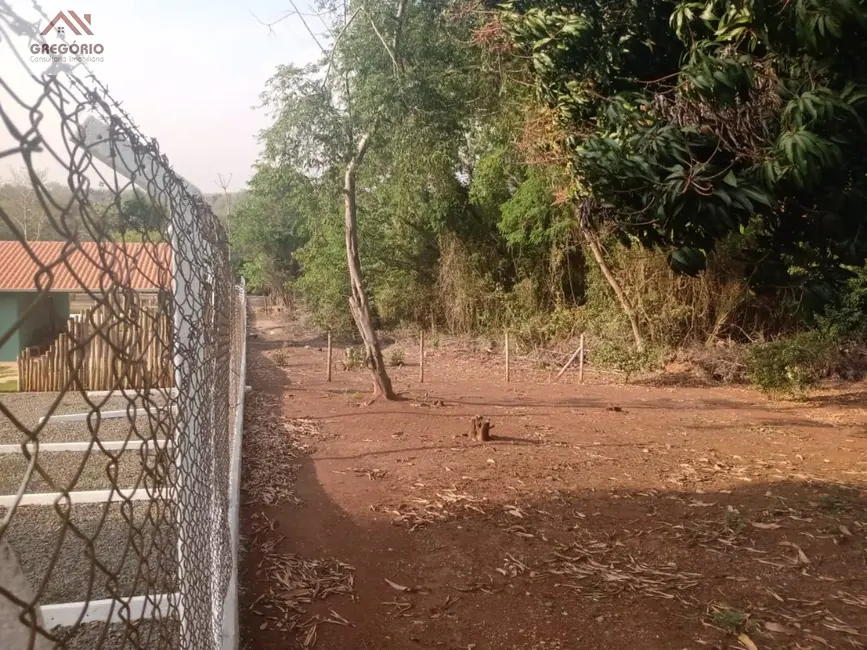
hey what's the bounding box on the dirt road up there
[239,314,867,650]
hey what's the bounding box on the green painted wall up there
[17,293,47,354]
[56,293,71,322]
[0,293,72,362]
[0,294,20,363]
[18,293,71,349]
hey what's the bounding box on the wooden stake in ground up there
[505,330,510,383]
[579,333,585,384]
[557,342,584,381]
[327,330,333,382]
[419,329,425,383]
[471,416,493,442]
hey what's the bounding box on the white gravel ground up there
[55,618,179,650]
[0,501,177,604]
[0,446,174,494]
[2,391,184,649]
[0,393,174,445]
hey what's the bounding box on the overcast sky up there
[0,0,322,191]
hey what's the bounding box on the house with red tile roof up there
[0,241,171,361]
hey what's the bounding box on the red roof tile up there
[0,241,171,292]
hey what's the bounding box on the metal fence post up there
[0,14,244,646]
[81,117,215,647]
[221,280,247,650]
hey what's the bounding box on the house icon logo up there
[29,8,104,63]
[40,11,93,37]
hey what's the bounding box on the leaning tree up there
[259,0,487,398]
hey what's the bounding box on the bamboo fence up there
[16,296,174,393]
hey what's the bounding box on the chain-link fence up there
[0,3,246,649]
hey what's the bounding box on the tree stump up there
[471,416,493,442]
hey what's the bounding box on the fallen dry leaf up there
[382,599,413,617]
[254,548,355,649]
[242,396,322,507]
[303,624,317,648]
[780,541,811,565]
[390,489,486,530]
[835,591,867,609]
[737,632,759,650]
[765,621,796,634]
[385,578,412,592]
[839,525,853,537]
[751,522,782,530]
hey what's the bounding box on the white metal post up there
[81,116,210,647]
[221,280,246,650]
[169,195,207,648]
[205,269,222,650]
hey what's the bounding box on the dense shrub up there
[388,348,405,367]
[818,266,867,340]
[590,339,664,383]
[744,331,839,395]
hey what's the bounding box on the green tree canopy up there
[500,0,867,312]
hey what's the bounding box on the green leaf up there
[723,170,738,187]
[713,69,733,88]
[742,187,773,207]
[670,246,707,275]
[715,187,732,206]
[733,194,754,213]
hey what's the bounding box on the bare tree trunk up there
[215,172,234,240]
[575,205,644,352]
[344,131,396,400]
[333,0,409,401]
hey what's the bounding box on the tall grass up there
[588,237,798,348]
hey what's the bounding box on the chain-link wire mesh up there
[0,3,246,649]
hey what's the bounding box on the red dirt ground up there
[239,312,867,650]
